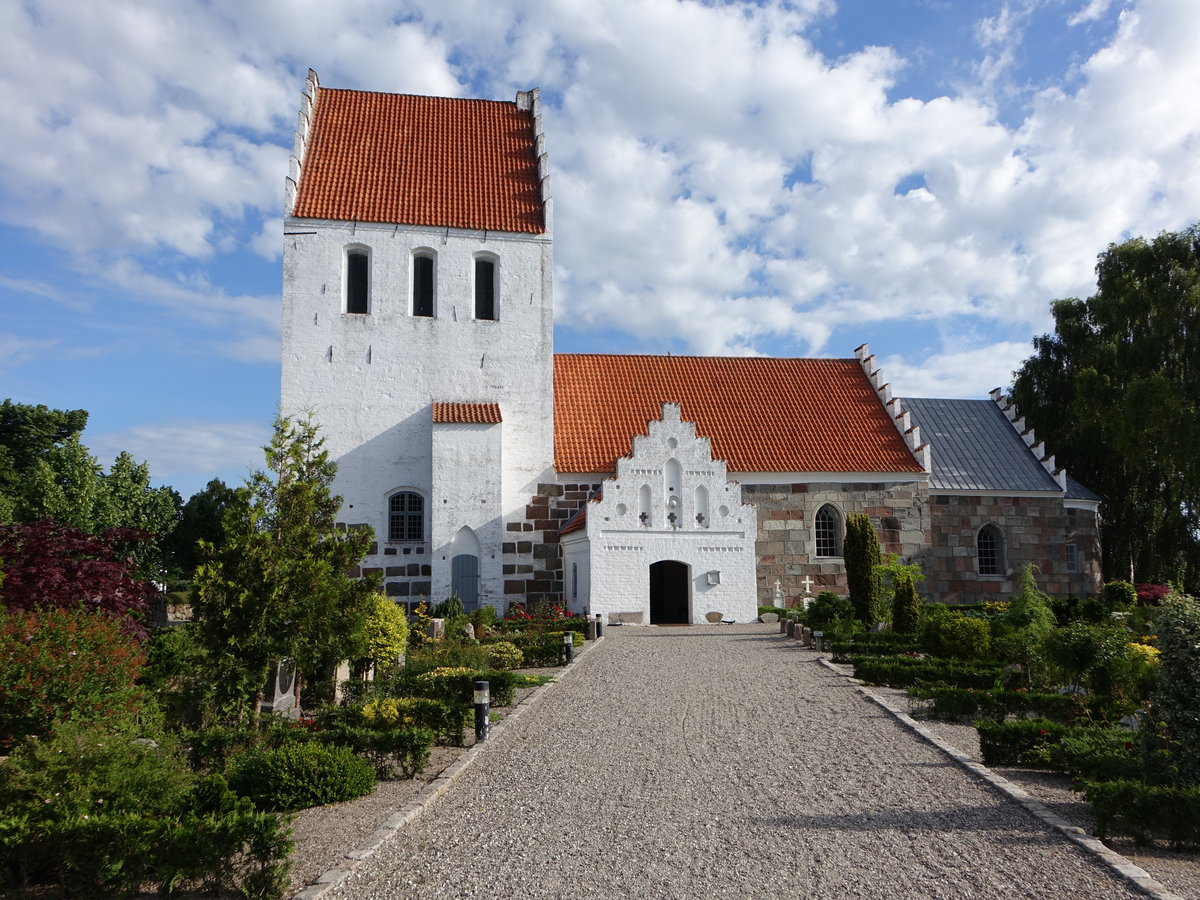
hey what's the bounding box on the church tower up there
[280,71,554,609]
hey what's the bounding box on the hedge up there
[830,641,920,662]
[852,656,1003,690]
[975,719,1070,766]
[908,687,1081,722]
[1086,780,1200,846]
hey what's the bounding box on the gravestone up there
[760,612,779,624]
[262,659,298,719]
[427,618,446,641]
[705,611,724,623]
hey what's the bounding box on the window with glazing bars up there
[978,524,1003,575]
[815,504,842,557]
[388,492,424,541]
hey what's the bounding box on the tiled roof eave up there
[284,214,548,237]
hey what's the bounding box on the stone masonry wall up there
[925,495,1102,605]
[742,480,930,608]
[500,482,599,607]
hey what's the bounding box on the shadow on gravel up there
[753,803,1067,840]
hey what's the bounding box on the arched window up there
[345,246,370,314]
[977,524,1004,575]
[413,251,435,317]
[815,504,842,558]
[474,255,497,320]
[388,491,424,542]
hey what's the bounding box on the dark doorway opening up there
[650,560,690,624]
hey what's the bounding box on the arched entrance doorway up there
[450,527,481,611]
[650,560,690,624]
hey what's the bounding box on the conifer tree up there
[844,513,883,625]
[194,415,378,719]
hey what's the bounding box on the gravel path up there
[328,625,1145,900]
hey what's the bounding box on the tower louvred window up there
[413,256,434,317]
[346,250,368,314]
[475,258,496,320]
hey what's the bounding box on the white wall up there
[431,422,503,606]
[578,404,758,623]
[280,218,554,596]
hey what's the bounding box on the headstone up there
[427,618,446,641]
[609,611,644,625]
[760,612,779,624]
[800,575,815,596]
[261,659,298,718]
[705,611,724,623]
[332,659,353,704]
[773,580,784,607]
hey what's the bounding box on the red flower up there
[1038,729,1048,736]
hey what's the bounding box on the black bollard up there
[562,630,574,664]
[595,613,603,639]
[473,680,490,743]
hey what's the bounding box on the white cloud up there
[89,419,270,488]
[879,342,1033,399]
[0,333,60,370]
[2,0,1199,400]
[1069,0,1116,26]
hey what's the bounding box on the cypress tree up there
[844,513,882,625]
[891,573,920,635]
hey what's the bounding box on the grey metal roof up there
[1065,473,1101,502]
[901,398,1062,492]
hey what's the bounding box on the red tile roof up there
[432,402,502,424]
[553,354,924,475]
[294,89,545,233]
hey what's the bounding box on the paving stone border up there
[816,655,1186,900]
[292,639,604,900]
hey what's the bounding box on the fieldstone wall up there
[499,482,600,606]
[925,495,1102,605]
[741,480,930,607]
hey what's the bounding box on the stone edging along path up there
[815,656,1185,900]
[291,639,603,900]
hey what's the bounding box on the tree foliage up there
[0,400,179,577]
[166,478,238,578]
[1010,224,1200,589]
[193,416,378,717]
[0,521,156,633]
[844,513,883,625]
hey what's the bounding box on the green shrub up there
[406,642,493,672]
[844,513,884,625]
[0,722,291,898]
[803,591,859,638]
[922,615,991,660]
[891,573,921,636]
[852,656,1002,689]
[484,640,524,670]
[830,640,919,662]
[228,743,375,811]
[1046,728,1141,781]
[318,725,434,778]
[996,565,1056,634]
[404,667,519,707]
[976,718,1069,766]
[910,686,1080,722]
[1102,581,1137,613]
[757,605,788,618]
[1154,596,1200,783]
[0,606,149,745]
[361,593,410,674]
[1042,623,1138,698]
[1086,780,1200,846]
[360,697,468,745]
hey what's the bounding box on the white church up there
[280,71,1103,625]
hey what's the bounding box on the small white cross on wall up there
[801,575,815,596]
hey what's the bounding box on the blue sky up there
[2,0,1198,500]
